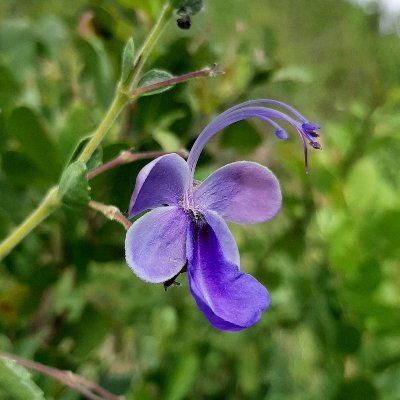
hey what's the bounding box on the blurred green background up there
[1,0,400,399]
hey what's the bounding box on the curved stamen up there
[217,99,308,123]
[226,101,321,149]
[205,99,321,144]
[188,107,309,170]
[262,117,289,140]
[186,101,321,191]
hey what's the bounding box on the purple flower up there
[125,99,320,332]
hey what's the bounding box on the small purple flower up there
[125,99,320,332]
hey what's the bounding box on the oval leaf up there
[120,37,135,84]
[58,161,91,209]
[0,358,45,400]
[6,106,62,180]
[137,69,175,96]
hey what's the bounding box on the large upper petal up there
[187,212,270,331]
[128,154,190,218]
[125,206,188,283]
[193,161,281,224]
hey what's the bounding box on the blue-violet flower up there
[125,99,320,332]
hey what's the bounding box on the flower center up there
[178,195,205,225]
[187,208,204,223]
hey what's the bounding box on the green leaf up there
[2,151,40,185]
[0,64,20,110]
[86,145,103,171]
[57,101,97,166]
[348,259,382,293]
[0,19,35,82]
[164,353,199,400]
[236,344,260,395]
[0,358,45,400]
[80,36,114,106]
[53,269,85,323]
[153,130,181,151]
[34,16,67,56]
[335,324,361,354]
[137,69,175,96]
[120,37,135,84]
[58,161,91,209]
[70,306,111,358]
[6,107,62,180]
[65,136,103,171]
[334,378,378,400]
[345,158,397,214]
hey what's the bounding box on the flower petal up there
[186,218,270,331]
[125,206,188,283]
[128,154,189,218]
[193,161,282,224]
[203,210,239,267]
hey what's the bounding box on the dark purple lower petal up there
[203,210,239,267]
[186,219,270,332]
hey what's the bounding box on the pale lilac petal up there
[186,219,270,332]
[128,154,189,218]
[125,206,188,283]
[193,161,282,224]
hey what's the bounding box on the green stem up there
[0,187,59,260]
[127,3,174,89]
[89,200,132,230]
[0,3,175,260]
[77,90,129,164]
[78,3,174,163]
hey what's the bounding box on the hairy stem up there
[79,2,174,163]
[127,3,174,89]
[0,351,119,400]
[89,201,132,230]
[87,149,188,180]
[77,91,129,164]
[0,187,59,260]
[0,4,174,261]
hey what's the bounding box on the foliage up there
[0,358,45,400]
[0,0,399,399]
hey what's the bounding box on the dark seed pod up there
[177,14,191,29]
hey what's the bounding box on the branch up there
[131,65,224,96]
[78,3,175,164]
[87,149,188,180]
[89,201,132,230]
[86,148,190,228]
[0,352,120,400]
[127,3,174,88]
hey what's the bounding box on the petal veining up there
[193,161,282,224]
[125,206,188,283]
[186,219,270,331]
[128,154,190,218]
